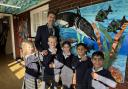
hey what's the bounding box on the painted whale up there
[55,9,97,41]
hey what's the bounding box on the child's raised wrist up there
[96,74,101,81]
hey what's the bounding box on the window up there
[30,4,49,37]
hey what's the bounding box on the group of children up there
[21,36,117,89]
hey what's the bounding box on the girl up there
[21,41,42,89]
[60,41,77,89]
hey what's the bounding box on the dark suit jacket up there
[35,24,60,52]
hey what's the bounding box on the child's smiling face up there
[48,38,57,49]
[62,44,70,53]
[21,42,34,56]
[26,43,34,54]
[92,56,103,69]
[77,45,87,57]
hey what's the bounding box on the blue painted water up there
[58,0,128,82]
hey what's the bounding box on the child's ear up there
[91,58,93,62]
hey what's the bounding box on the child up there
[42,36,63,89]
[74,43,93,89]
[84,51,117,89]
[60,41,77,89]
[21,41,42,89]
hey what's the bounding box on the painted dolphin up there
[55,8,97,41]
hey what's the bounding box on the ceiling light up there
[0,3,21,8]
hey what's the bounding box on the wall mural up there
[55,0,128,83]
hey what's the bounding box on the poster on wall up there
[55,0,128,83]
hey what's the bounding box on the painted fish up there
[55,7,97,41]
[107,16,127,33]
[110,22,128,58]
[95,6,112,22]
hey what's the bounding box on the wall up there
[54,0,128,85]
[49,0,105,12]
[13,0,105,58]
[13,1,50,59]
[13,11,30,58]
[12,0,128,88]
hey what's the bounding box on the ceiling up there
[0,0,50,14]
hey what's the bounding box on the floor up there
[0,53,128,89]
[0,53,24,89]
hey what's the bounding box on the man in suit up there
[35,11,60,55]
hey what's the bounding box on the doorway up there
[0,16,10,54]
[0,13,15,59]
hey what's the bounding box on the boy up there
[74,43,93,89]
[84,51,117,89]
[42,36,63,89]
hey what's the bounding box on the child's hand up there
[49,63,55,68]
[52,63,55,68]
[71,84,76,89]
[81,56,87,61]
[51,48,57,54]
[49,63,53,68]
[72,73,76,84]
[41,50,48,56]
[91,72,99,80]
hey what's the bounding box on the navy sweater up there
[83,68,116,89]
[75,56,93,84]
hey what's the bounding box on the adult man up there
[35,11,60,55]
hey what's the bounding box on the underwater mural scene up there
[55,0,128,83]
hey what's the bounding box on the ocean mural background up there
[57,0,128,83]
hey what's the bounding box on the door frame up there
[0,13,16,59]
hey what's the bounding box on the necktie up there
[49,28,54,36]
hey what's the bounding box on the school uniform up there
[42,49,63,89]
[75,55,93,89]
[83,67,117,89]
[60,53,77,89]
[22,53,42,89]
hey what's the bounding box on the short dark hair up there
[92,51,104,60]
[76,43,89,50]
[62,41,71,47]
[47,11,56,17]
